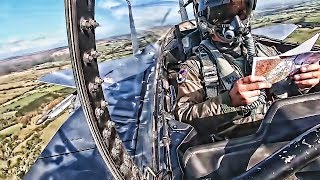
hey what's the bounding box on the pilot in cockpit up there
[173,0,320,139]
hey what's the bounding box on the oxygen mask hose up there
[243,31,255,66]
[241,31,267,115]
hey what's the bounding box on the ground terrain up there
[0,30,164,179]
[0,1,319,179]
[252,0,320,45]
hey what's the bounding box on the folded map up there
[252,34,320,84]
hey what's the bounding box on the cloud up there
[5,38,24,45]
[98,0,122,9]
[94,0,186,39]
[111,2,182,29]
[98,0,176,10]
[95,23,126,39]
[0,34,67,59]
[0,0,194,59]
[31,36,46,41]
[95,14,129,39]
[94,0,197,40]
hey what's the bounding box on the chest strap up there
[197,40,244,114]
[198,40,242,97]
[200,52,219,98]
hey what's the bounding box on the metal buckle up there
[168,85,177,112]
[144,166,157,179]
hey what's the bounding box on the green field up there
[0,85,73,117]
[0,65,75,179]
[286,27,320,45]
[0,20,166,179]
[0,1,319,178]
[0,92,47,115]
[252,0,320,46]
[96,33,159,62]
[0,124,23,137]
[0,21,164,179]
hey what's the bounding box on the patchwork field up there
[252,0,320,46]
[0,30,163,179]
[0,69,74,179]
[0,0,319,178]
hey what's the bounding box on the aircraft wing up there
[37,44,157,153]
[24,107,112,179]
[26,45,158,179]
[252,23,298,41]
[39,68,75,88]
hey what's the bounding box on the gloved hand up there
[294,63,320,92]
[229,75,272,107]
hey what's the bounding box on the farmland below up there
[0,0,320,178]
[253,0,320,45]
[0,29,164,179]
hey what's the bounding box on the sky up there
[0,0,313,60]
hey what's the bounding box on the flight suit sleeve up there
[174,58,241,133]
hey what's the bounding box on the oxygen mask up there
[213,15,249,45]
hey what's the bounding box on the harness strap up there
[175,25,186,61]
[196,39,278,119]
[197,40,243,114]
[198,40,242,93]
[200,54,219,97]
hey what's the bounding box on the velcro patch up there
[177,66,188,84]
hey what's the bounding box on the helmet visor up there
[205,0,254,25]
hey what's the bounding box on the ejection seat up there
[181,92,320,179]
[160,20,320,179]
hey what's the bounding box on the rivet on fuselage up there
[91,50,101,59]
[88,19,99,28]
[95,76,104,85]
[101,100,108,109]
[95,108,104,118]
[83,52,94,63]
[88,83,99,93]
[80,18,99,30]
[80,18,91,30]
[107,121,115,129]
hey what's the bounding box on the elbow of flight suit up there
[174,58,241,133]
[175,91,241,132]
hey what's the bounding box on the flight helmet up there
[197,0,257,43]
